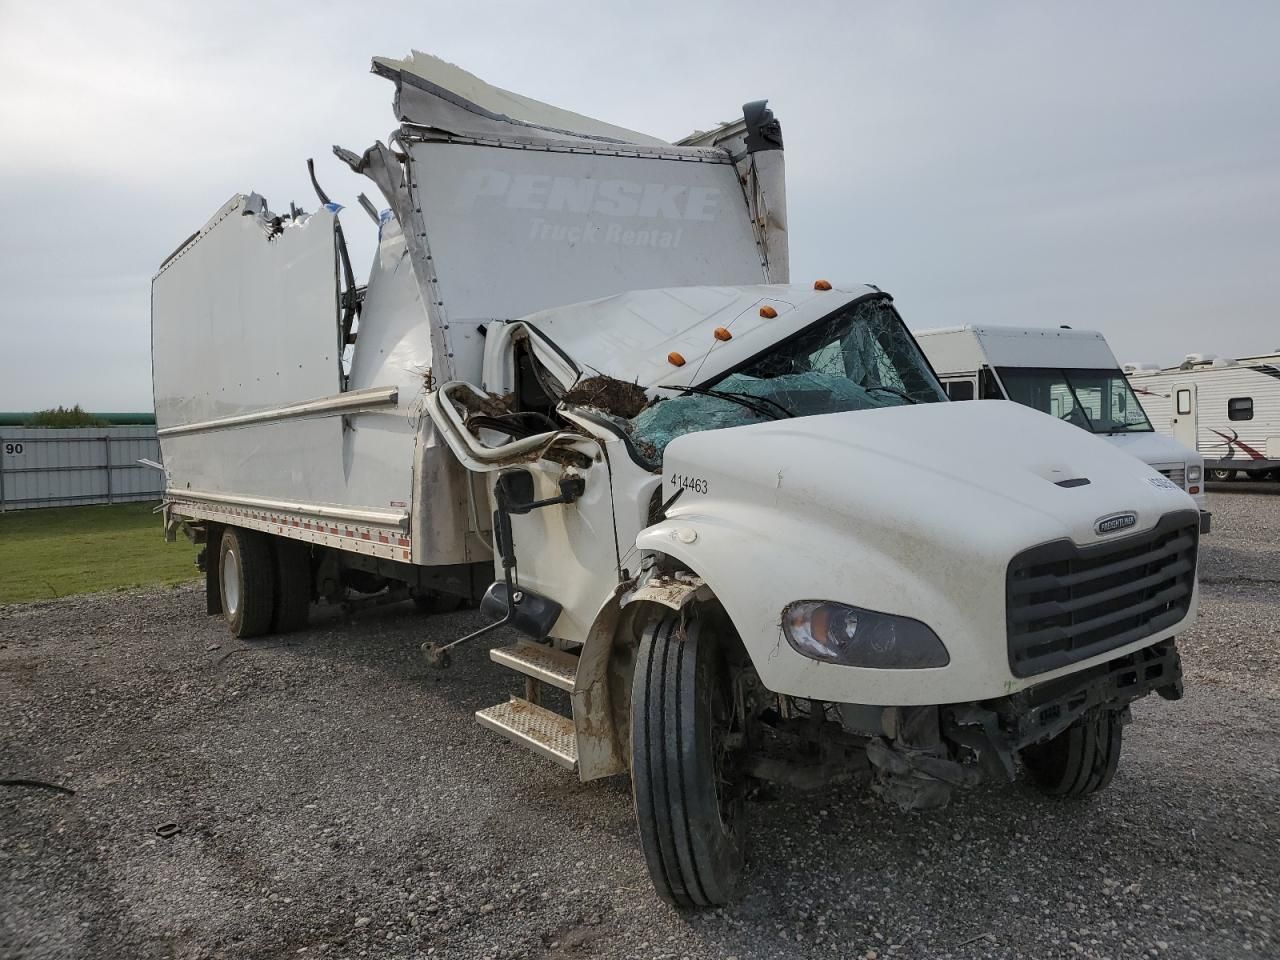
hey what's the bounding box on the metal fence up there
[0,427,163,511]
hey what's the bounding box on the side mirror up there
[496,469,536,514]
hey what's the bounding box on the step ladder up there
[475,641,580,771]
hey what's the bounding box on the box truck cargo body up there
[152,52,1197,905]
[917,324,1209,531]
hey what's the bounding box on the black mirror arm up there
[422,476,584,668]
[502,476,586,515]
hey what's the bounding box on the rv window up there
[945,380,975,401]
[1228,397,1253,421]
[1176,390,1192,416]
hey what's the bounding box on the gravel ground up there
[2,492,1277,960]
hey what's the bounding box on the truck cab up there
[916,324,1210,532]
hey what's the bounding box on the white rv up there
[917,325,1209,531]
[1125,354,1280,481]
[152,52,1199,906]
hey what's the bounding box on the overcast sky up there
[1,0,1277,411]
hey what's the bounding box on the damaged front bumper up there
[945,638,1183,781]
[853,639,1182,810]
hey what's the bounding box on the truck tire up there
[1021,708,1122,797]
[218,527,276,639]
[1209,468,1236,481]
[631,613,744,908]
[271,537,312,633]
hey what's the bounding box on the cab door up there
[1172,383,1198,451]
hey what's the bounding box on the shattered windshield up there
[628,297,945,461]
[996,367,1153,434]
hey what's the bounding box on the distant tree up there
[24,405,109,428]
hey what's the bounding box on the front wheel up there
[1209,468,1236,482]
[631,613,745,907]
[1021,708,1123,797]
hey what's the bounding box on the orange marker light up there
[668,351,686,367]
[759,305,778,319]
[714,327,732,341]
[814,279,832,291]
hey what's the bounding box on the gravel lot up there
[2,493,1277,960]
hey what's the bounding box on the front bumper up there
[945,639,1183,779]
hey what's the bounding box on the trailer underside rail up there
[166,491,412,561]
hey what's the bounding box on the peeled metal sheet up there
[373,51,668,146]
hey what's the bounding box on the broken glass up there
[629,297,945,462]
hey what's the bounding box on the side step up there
[475,697,578,770]
[489,642,578,692]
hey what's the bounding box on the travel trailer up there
[916,325,1209,531]
[152,52,1198,905]
[1126,354,1280,481]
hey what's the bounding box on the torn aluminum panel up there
[372,51,669,146]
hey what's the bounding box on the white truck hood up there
[665,399,1194,548]
[645,398,1198,704]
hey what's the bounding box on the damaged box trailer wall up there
[153,50,786,568]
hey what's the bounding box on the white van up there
[917,325,1209,532]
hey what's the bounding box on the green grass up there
[0,501,199,604]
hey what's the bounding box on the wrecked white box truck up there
[153,52,1198,906]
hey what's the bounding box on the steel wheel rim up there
[222,547,241,618]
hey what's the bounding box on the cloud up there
[1,0,1277,409]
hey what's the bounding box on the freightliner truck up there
[152,51,1198,906]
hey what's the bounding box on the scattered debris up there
[154,823,181,839]
[562,375,649,419]
[453,390,515,419]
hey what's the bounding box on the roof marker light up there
[814,280,832,291]
[667,352,686,367]
[714,327,732,341]
[759,305,778,319]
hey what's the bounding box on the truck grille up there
[1155,465,1186,489]
[1006,511,1198,677]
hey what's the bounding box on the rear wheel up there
[271,537,312,633]
[218,527,276,639]
[1209,468,1236,482]
[631,613,745,907]
[1021,708,1123,797]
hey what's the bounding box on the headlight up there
[781,600,949,668]
[1186,464,1202,483]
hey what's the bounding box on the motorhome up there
[1125,354,1280,481]
[152,52,1198,905]
[917,325,1209,531]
